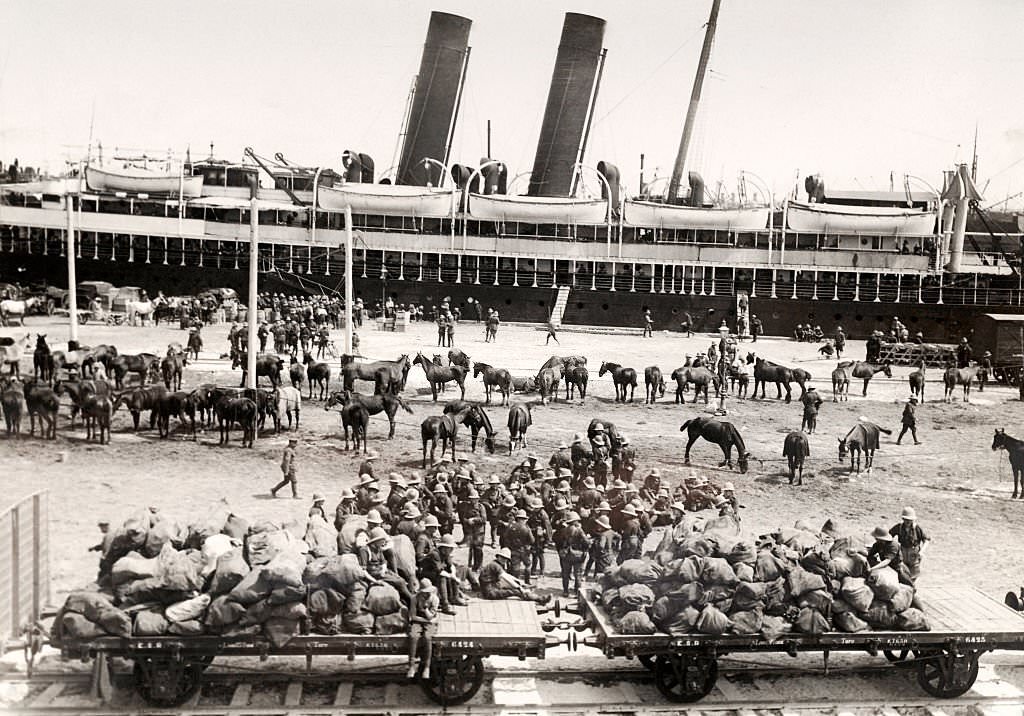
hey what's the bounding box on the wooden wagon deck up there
[581,586,1024,656]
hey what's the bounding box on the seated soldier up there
[478,548,549,604]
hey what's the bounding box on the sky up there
[3,0,1024,209]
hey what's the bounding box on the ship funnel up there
[396,12,473,187]
[688,172,705,208]
[528,13,606,198]
[597,161,620,212]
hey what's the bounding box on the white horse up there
[126,300,155,326]
[273,385,302,430]
[0,333,32,376]
[0,298,39,327]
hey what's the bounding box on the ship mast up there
[666,0,722,203]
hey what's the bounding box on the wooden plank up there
[229,683,251,707]
[384,682,400,705]
[29,682,65,708]
[333,682,353,706]
[283,681,303,707]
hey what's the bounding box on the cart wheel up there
[916,651,979,698]
[1008,369,1021,387]
[80,313,89,325]
[638,654,657,672]
[654,654,718,703]
[883,649,914,662]
[132,658,203,708]
[420,655,484,706]
[46,299,56,316]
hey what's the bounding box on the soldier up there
[592,515,619,577]
[482,475,505,547]
[354,473,379,513]
[478,548,549,604]
[834,326,846,358]
[431,482,456,535]
[570,433,590,484]
[956,336,973,369]
[590,427,611,487]
[721,482,740,514]
[386,474,408,515]
[583,501,613,578]
[511,453,540,481]
[613,434,637,482]
[639,468,662,503]
[897,396,921,445]
[501,509,534,583]
[617,504,643,564]
[554,510,589,597]
[308,493,327,521]
[526,497,552,578]
[801,385,823,434]
[407,578,440,678]
[459,487,487,571]
[393,503,425,542]
[576,476,603,519]
[549,441,572,473]
[89,519,114,555]
[889,506,929,584]
[333,488,358,531]
[979,351,994,391]
[358,450,379,480]
[649,490,673,527]
[271,437,300,499]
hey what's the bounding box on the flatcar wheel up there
[638,654,657,672]
[654,654,718,703]
[133,658,203,708]
[421,655,484,706]
[916,652,979,698]
[884,649,913,662]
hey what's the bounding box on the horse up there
[909,362,926,403]
[161,350,187,391]
[0,298,39,326]
[564,365,589,400]
[838,421,891,475]
[339,354,410,395]
[728,358,750,399]
[414,352,466,401]
[753,357,794,403]
[537,367,561,405]
[54,378,111,427]
[473,362,512,406]
[212,391,256,447]
[326,389,413,440]
[81,393,113,444]
[186,330,203,361]
[944,365,980,403]
[599,361,638,402]
[126,299,155,326]
[680,417,751,473]
[23,379,59,439]
[541,355,586,372]
[671,367,719,405]
[152,301,177,326]
[836,360,893,397]
[33,334,52,383]
[188,384,218,428]
[511,375,537,394]
[444,400,497,453]
[303,353,332,400]
[421,409,467,467]
[831,365,851,402]
[449,348,471,371]
[273,385,302,431]
[587,417,624,455]
[233,352,284,388]
[154,391,198,440]
[507,402,533,455]
[111,353,160,390]
[1,378,27,436]
[288,357,305,390]
[82,345,119,377]
[0,333,31,377]
[791,368,812,399]
[783,431,810,486]
[992,429,1024,499]
[113,384,167,431]
[50,348,91,381]
[644,366,666,404]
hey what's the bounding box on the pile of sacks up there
[600,522,929,639]
[52,505,414,649]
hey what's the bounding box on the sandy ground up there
[3,315,1024,607]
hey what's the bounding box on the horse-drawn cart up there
[577,586,1024,703]
[53,599,559,707]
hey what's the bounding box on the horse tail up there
[681,418,696,431]
[396,395,414,414]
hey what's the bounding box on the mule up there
[836,360,893,397]
[680,417,751,473]
[414,352,466,401]
[671,366,719,405]
[444,400,497,453]
[326,389,413,439]
[993,429,1024,498]
[838,421,891,475]
[507,402,533,454]
[644,366,666,404]
[474,362,512,405]
[783,431,810,485]
[1,378,27,436]
[564,365,589,400]
[909,363,926,403]
[303,352,332,400]
[599,361,638,402]
[944,365,979,403]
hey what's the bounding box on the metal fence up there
[0,491,50,650]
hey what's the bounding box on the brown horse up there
[992,429,1024,499]
[421,408,469,466]
[836,360,893,397]
[326,389,413,439]
[838,421,891,475]
[339,353,410,394]
[473,361,512,405]
[443,401,497,454]
[23,379,59,439]
[161,350,187,391]
[564,365,589,400]
[537,367,561,405]
[1,378,27,436]
[944,365,979,402]
[644,366,666,404]
[303,352,332,400]
[909,362,926,402]
[110,353,161,390]
[414,352,466,401]
[599,361,638,402]
[783,430,810,485]
[680,417,751,473]
[753,357,793,403]
[507,402,532,454]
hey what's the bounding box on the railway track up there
[3,659,1023,716]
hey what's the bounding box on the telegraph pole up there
[65,192,79,344]
[247,198,259,393]
[344,206,354,355]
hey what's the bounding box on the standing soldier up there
[956,336,973,368]
[357,450,379,480]
[549,441,573,474]
[834,326,846,359]
[486,310,500,343]
[642,308,654,338]
[527,497,552,578]
[897,396,921,445]
[800,385,823,434]
[436,311,447,347]
[271,437,300,499]
[545,316,560,345]
[308,494,327,521]
[431,482,455,535]
[333,488,358,531]
[355,474,379,513]
[614,435,637,483]
[554,510,589,597]
[979,350,994,391]
[494,494,518,549]
[889,507,929,584]
[501,509,535,583]
[459,487,487,571]
[576,476,603,519]
[445,312,456,347]
[617,504,643,563]
[592,513,618,578]
[570,434,589,484]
